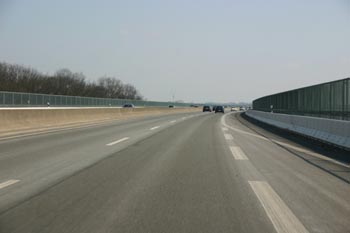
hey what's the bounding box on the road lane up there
[0,112,275,233]
[0,111,349,233]
[222,112,350,233]
[0,111,203,212]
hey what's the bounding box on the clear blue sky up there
[1,0,349,103]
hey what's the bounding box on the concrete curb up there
[246,110,350,150]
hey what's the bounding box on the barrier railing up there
[252,78,350,121]
[0,91,197,108]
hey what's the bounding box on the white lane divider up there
[182,117,187,120]
[222,127,228,131]
[224,133,234,140]
[170,120,177,123]
[249,181,309,233]
[150,126,160,130]
[0,179,20,190]
[230,146,248,160]
[106,137,129,146]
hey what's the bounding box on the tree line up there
[0,62,143,100]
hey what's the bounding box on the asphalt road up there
[0,111,349,233]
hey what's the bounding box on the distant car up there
[123,103,135,108]
[169,105,175,108]
[231,107,236,112]
[212,106,217,112]
[215,106,224,113]
[202,105,212,112]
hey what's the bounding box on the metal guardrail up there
[0,91,197,108]
[252,78,350,121]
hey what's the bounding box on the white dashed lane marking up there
[150,126,160,130]
[0,180,20,190]
[229,146,248,160]
[106,137,129,146]
[224,134,234,140]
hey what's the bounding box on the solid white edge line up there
[0,179,20,190]
[224,133,233,140]
[272,140,350,169]
[221,113,267,141]
[150,126,160,130]
[106,137,129,146]
[221,113,350,169]
[229,146,249,160]
[170,120,177,123]
[249,181,309,233]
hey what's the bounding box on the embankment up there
[0,107,199,136]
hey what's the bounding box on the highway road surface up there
[0,111,349,233]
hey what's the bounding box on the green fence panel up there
[0,91,199,108]
[0,93,4,105]
[253,78,350,120]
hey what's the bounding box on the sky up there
[0,0,349,103]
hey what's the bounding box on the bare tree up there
[0,62,143,100]
[98,76,123,98]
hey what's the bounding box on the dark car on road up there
[123,103,135,108]
[215,105,224,113]
[202,105,212,112]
